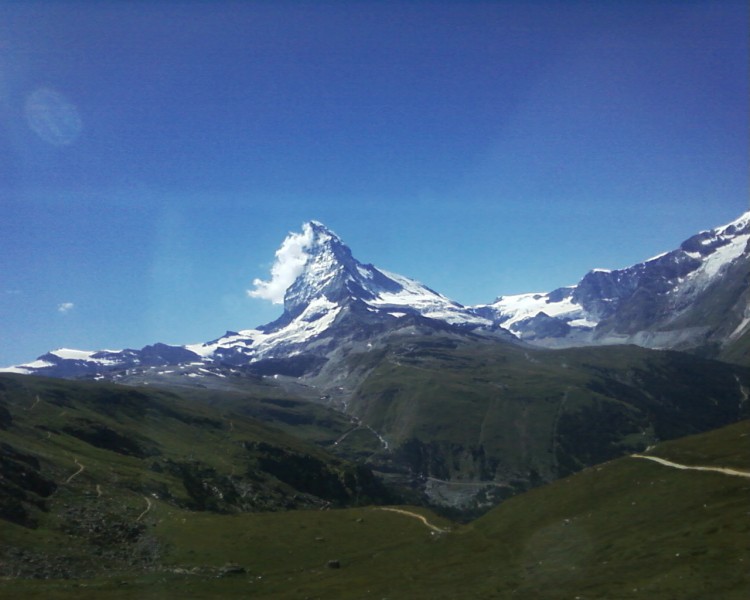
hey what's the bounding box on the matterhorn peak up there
[281,222,375,316]
[248,221,366,316]
[301,220,356,268]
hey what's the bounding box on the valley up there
[2,408,748,599]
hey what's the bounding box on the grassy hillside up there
[3,417,747,598]
[721,326,750,366]
[343,335,750,509]
[0,374,399,578]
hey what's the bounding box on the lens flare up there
[25,87,82,145]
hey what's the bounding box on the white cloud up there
[248,224,314,304]
[58,302,75,314]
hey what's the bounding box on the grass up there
[3,420,748,598]
[0,373,399,577]
[2,347,750,598]
[347,335,750,499]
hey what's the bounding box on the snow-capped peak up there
[252,221,493,332]
[477,210,750,345]
[281,221,365,314]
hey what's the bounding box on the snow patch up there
[51,348,97,360]
[682,232,749,292]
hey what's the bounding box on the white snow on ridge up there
[370,269,491,326]
[0,359,55,374]
[486,291,584,329]
[645,251,669,263]
[0,349,125,373]
[299,296,338,320]
[190,299,344,362]
[51,348,97,360]
[683,230,749,287]
[718,210,750,234]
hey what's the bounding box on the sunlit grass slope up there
[3,414,748,599]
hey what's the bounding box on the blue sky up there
[1,1,747,366]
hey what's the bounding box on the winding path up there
[631,454,750,479]
[333,426,361,446]
[136,496,152,522]
[375,507,449,533]
[65,459,85,484]
[425,476,504,488]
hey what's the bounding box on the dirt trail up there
[631,454,750,479]
[65,459,85,484]
[426,476,502,488]
[136,496,152,522]
[333,426,361,446]
[375,507,449,533]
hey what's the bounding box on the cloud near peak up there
[58,302,75,314]
[248,224,314,304]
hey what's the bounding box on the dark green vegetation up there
[722,325,750,366]
[340,334,750,510]
[0,374,398,578]
[2,335,750,598]
[2,412,748,599]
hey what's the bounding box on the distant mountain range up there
[480,211,750,352]
[2,213,750,512]
[4,211,749,379]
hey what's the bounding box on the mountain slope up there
[328,331,750,510]
[480,211,750,355]
[0,373,398,550]
[3,419,748,598]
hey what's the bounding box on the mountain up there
[3,215,750,510]
[479,211,750,356]
[329,331,750,511]
[4,213,749,381]
[0,373,398,538]
[2,221,505,381]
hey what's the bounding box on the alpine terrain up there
[478,211,750,354]
[5,212,750,379]
[2,213,750,510]
[2,213,750,598]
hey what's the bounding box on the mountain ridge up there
[3,211,749,379]
[480,210,750,352]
